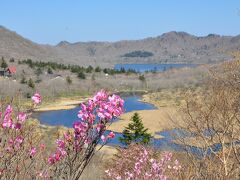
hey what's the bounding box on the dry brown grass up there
[109,108,183,138]
[35,96,89,111]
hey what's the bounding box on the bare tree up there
[175,60,240,179]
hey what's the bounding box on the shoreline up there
[109,108,183,138]
[35,97,89,112]
[34,90,150,112]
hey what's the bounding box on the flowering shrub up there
[105,144,181,180]
[0,90,124,179]
[0,90,181,179]
[41,90,124,179]
[0,93,45,179]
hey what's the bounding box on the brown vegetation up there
[0,26,239,67]
[173,60,240,179]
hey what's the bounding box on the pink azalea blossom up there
[2,105,13,128]
[14,136,24,149]
[73,121,88,134]
[105,145,181,179]
[63,132,72,142]
[17,112,27,122]
[2,117,13,129]
[48,155,56,165]
[101,135,107,142]
[32,93,42,104]
[107,131,115,139]
[12,122,21,130]
[116,176,122,180]
[5,105,13,114]
[96,124,104,132]
[49,90,124,166]
[29,147,37,156]
[40,143,46,151]
[15,136,24,144]
[56,139,65,149]
[48,148,67,165]
[93,90,108,102]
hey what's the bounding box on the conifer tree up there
[66,76,72,85]
[119,112,152,145]
[28,78,35,89]
[78,71,86,79]
[20,75,27,84]
[47,67,53,74]
[1,57,8,69]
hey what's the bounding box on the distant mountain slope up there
[0,26,240,67]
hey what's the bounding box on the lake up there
[36,95,220,155]
[114,63,197,73]
[36,96,156,127]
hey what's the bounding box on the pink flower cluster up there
[32,93,42,104]
[101,131,116,143]
[6,136,24,152]
[0,92,42,159]
[78,90,124,123]
[0,92,41,130]
[105,145,181,180]
[75,90,124,143]
[29,147,37,157]
[47,90,124,165]
[1,105,27,129]
[48,138,67,165]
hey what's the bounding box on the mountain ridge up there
[0,26,239,67]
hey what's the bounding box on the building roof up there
[7,66,17,74]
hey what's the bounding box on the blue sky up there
[1,0,240,45]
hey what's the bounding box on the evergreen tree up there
[94,66,101,72]
[78,71,86,79]
[120,67,126,73]
[47,67,53,74]
[66,76,72,85]
[103,68,108,74]
[119,112,152,145]
[86,65,93,73]
[28,78,35,89]
[1,57,8,69]
[20,75,27,84]
[139,74,145,82]
[35,68,43,76]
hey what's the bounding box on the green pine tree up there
[1,57,8,69]
[35,67,43,76]
[78,71,86,79]
[20,75,27,84]
[94,66,101,72]
[66,76,72,85]
[28,78,35,89]
[47,67,53,74]
[119,112,152,145]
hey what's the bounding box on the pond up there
[36,95,220,155]
[114,63,197,73]
[36,96,156,127]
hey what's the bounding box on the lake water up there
[36,95,221,155]
[114,63,197,73]
[36,96,156,127]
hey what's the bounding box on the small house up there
[0,66,17,77]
